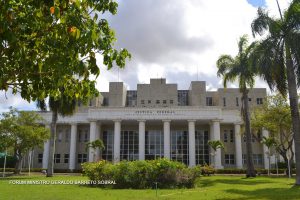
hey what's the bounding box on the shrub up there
[200,164,215,176]
[82,159,201,189]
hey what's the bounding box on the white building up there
[31,78,270,171]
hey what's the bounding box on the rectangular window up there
[256,98,263,105]
[230,130,234,142]
[248,98,252,102]
[170,100,174,104]
[77,154,87,163]
[84,130,89,142]
[223,97,226,107]
[141,100,145,104]
[163,100,167,104]
[225,154,235,165]
[148,100,151,104]
[253,154,263,165]
[38,154,43,163]
[156,100,160,104]
[206,97,213,106]
[65,130,70,143]
[236,97,239,106]
[78,130,82,142]
[54,154,60,163]
[242,154,246,165]
[64,154,69,163]
[223,130,228,142]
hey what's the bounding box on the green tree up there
[0,108,49,174]
[207,140,224,167]
[251,94,295,175]
[251,0,300,184]
[37,94,77,177]
[85,139,105,162]
[216,35,257,177]
[0,0,130,102]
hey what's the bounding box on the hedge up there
[82,159,201,189]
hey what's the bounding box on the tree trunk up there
[285,47,300,185]
[46,110,58,177]
[243,91,256,177]
[14,155,22,174]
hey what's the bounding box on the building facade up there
[30,78,270,170]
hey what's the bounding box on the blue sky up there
[247,0,266,7]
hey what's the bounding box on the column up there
[42,124,50,169]
[69,123,77,171]
[262,128,269,169]
[211,120,223,169]
[163,120,171,159]
[89,121,97,162]
[234,123,243,169]
[113,120,121,163]
[188,120,196,167]
[94,123,101,161]
[138,120,146,161]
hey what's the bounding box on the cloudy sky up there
[0,0,291,112]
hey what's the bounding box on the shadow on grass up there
[220,186,300,200]
[198,177,272,188]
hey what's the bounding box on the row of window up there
[141,99,174,105]
[223,130,261,143]
[55,130,89,143]
[38,154,88,164]
[206,97,264,106]
[224,154,263,165]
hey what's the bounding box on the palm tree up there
[37,94,77,177]
[251,0,300,185]
[261,136,277,176]
[85,139,105,162]
[216,35,257,177]
[207,140,225,167]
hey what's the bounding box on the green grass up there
[1,174,300,200]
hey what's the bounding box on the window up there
[141,100,145,104]
[236,97,239,106]
[253,154,263,165]
[77,154,87,163]
[178,90,189,106]
[145,131,164,160]
[225,154,235,165]
[195,130,209,165]
[256,98,263,105]
[223,97,226,107]
[84,131,89,142]
[230,130,234,142]
[148,100,151,104]
[206,97,213,106]
[156,100,160,104]
[78,130,82,142]
[248,98,252,102]
[64,154,69,163]
[38,154,43,163]
[102,130,114,161]
[171,131,189,165]
[65,129,70,143]
[170,100,174,104]
[223,130,228,142]
[57,130,62,142]
[120,130,139,161]
[163,100,167,104]
[242,154,246,164]
[103,97,109,106]
[54,154,61,163]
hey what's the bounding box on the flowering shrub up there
[82,159,201,189]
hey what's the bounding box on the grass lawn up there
[1,174,300,200]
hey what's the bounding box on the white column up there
[262,128,269,169]
[113,120,121,163]
[163,120,171,159]
[95,123,101,161]
[234,123,243,169]
[89,121,97,162]
[188,120,196,167]
[69,123,77,171]
[211,120,223,169]
[138,120,146,161]
[42,124,50,169]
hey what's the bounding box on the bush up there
[200,164,215,176]
[82,159,201,189]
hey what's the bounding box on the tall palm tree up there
[261,136,277,176]
[216,35,257,177]
[85,139,105,162]
[207,140,224,167]
[251,0,300,185]
[38,93,77,177]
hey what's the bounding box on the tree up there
[251,0,300,184]
[0,0,131,102]
[207,140,224,167]
[85,139,105,162]
[37,94,77,177]
[216,35,257,177]
[0,108,49,174]
[251,94,295,175]
[261,136,277,176]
